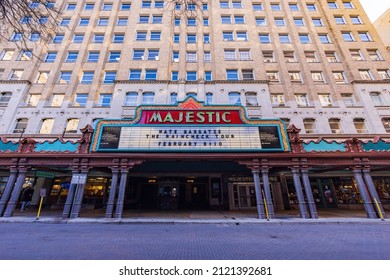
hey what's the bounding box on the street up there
[0,222,389,260]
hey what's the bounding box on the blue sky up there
[360,0,390,22]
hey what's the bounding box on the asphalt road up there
[0,223,388,260]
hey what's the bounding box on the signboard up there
[91,98,290,153]
[71,174,87,184]
[40,188,47,197]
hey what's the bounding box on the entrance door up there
[190,183,207,209]
[233,184,256,209]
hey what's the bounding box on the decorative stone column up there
[362,169,386,218]
[114,169,128,219]
[70,171,88,219]
[261,168,275,219]
[3,168,28,217]
[353,169,376,219]
[62,171,79,218]
[301,169,318,219]
[0,168,18,216]
[105,169,119,218]
[252,169,266,219]
[291,168,309,219]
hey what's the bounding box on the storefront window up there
[373,177,390,203]
[333,178,360,204]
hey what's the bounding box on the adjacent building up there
[0,0,389,219]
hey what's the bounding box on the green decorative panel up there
[0,139,19,152]
[35,139,79,153]
[362,140,390,152]
[303,140,346,152]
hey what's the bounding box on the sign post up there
[36,188,46,220]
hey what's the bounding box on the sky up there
[359,0,390,22]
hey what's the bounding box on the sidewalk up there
[0,208,388,225]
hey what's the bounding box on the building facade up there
[0,0,389,219]
[374,8,390,50]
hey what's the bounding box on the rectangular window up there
[148,49,159,60]
[103,71,116,84]
[220,15,231,24]
[378,70,390,80]
[171,71,178,81]
[113,34,124,43]
[329,119,342,134]
[341,94,354,107]
[87,51,99,62]
[224,50,236,60]
[108,51,121,62]
[13,118,28,133]
[187,34,196,43]
[234,16,245,24]
[242,69,254,80]
[187,18,196,26]
[45,52,57,62]
[284,51,296,62]
[253,3,263,10]
[80,71,94,84]
[8,70,23,80]
[93,34,104,43]
[350,16,363,24]
[319,34,331,43]
[85,3,94,10]
[236,32,247,41]
[102,3,112,11]
[294,18,305,26]
[205,71,212,81]
[239,49,251,61]
[60,18,70,26]
[263,51,275,62]
[98,94,112,107]
[359,69,373,80]
[325,51,338,62]
[142,1,152,8]
[17,47,29,58]
[312,18,323,26]
[186,52,197,62]
[0,92,12,106]
[136,31,147,41]
[305,51,317,62]
[266,71,279,82]
[59,71,71,83]
[129,69,141,80]
[133,49,145,60]
[186,71,197,81]
[381,118,390,133]
[36,71,49,83]
[121,3,131,10]
[350,49,364,61]
[295,94,309,106]
[259,34,270,43]
[328,2,338,9]
[174,33,180,43]
[39,119,54,134]
[204,52,211,62]
[145,69,157,80]
[73,34,84,43]
[367,49,382,61]
[125,92,138,106]
[79,18,89,26]
[226,69,239,80]
[51,94,64,107]
[299,34,310,44]
[275,18,285,26]
[279,34,291,44]
[354,119,368,133]
[150,31,161,41]
[245,92,258,106]
[139,15,149,23]
[53,34,64,43]
[271,94,285,106]
[74,93,88,107]
[289,72,302,83]
[152,15,163,24]
[333,72,346,83]
[359,32,372,42]
[65,119,79,133]
[204,34,210,43]
[27,94,40,107]
[223,32,234,41]
[342,32,355,42]
[370,92,383,106]
[312,72,325,83]
[117,18,128,26]
[98,18,109,26]
[319,94,332,106]
[256,17,266,26]
[65,51,78,63]
[303,119,317,134]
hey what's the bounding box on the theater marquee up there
[91,98,290,152]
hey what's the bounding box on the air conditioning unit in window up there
[155,56,159,60]
[173,58,179,62]
[141,56,144,60]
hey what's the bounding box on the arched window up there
[228,92,241,105]
[170,92,178,104]
[205,92,213,105]
[125,92,138,106]
[142,92,155,104]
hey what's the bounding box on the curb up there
[0,217,388,225]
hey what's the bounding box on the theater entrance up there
[129,177,210,210]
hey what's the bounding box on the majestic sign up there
[91,98,290,152]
